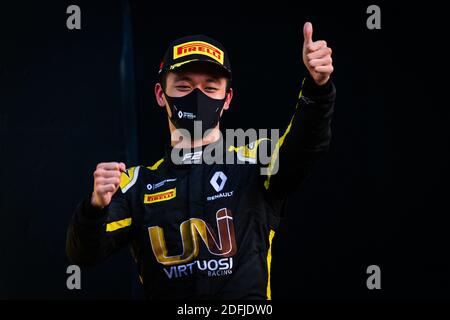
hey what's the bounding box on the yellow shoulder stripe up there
[106,217,132,232]
[120,166,140,193]
[147,158,164,171]
[228,139,269,163]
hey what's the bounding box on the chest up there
[135,165,257,227]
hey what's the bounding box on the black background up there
[0,0,448,300]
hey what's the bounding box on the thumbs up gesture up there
[302,22,334,86]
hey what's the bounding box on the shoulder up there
[227,138,271,164]
[119,166,141,193]
[119,158,165,193]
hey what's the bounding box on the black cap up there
[158,34,232,79]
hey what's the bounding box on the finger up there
[94,169,121,179]
[314,65,334,74]
[118,162,126,172]
[100,168,122,178]
[307,47,332,60]
[306,40,327,53]
[308,56,333,68]
[95,177,121,187]
[96,184,116,194]
[303,22,313,45]
[97,162,122,171]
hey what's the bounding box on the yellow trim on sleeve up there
[106,217,132,232]
[266,230,275,300]
[264,78,306,190]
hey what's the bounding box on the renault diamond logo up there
[210,171,227,192]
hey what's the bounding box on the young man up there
[66,22,335,299]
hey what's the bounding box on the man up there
[66,22,335,299]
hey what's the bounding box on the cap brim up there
[163,58,231,78]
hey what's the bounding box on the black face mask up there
[164,88,226,137]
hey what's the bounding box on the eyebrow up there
[173,76,192,83]
[205,78,220,84]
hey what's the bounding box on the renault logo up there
[210,171,227,192]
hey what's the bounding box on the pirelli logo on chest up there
[173,41,224,64]
[144,188,176,204]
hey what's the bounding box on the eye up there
[175,85,191,91]
[205,87,218,92]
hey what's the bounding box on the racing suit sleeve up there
[66,172,134,266]
[263,74,335,202]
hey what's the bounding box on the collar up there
[164,136,228,167]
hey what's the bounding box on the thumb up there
[303,21,313,45]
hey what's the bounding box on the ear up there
[155,83,166,108]
[222,88,233,111]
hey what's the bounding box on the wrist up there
[90,192,105,210]
[303,74,333,97]
[314,76,330,86]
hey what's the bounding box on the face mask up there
[164,88,226,137]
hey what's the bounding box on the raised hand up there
[302,22,334,86]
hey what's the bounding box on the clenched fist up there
[302,22,334,86]
[91,162,126,209]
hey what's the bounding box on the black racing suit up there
[66,76,336,299]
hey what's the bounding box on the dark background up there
[0,0,448,300]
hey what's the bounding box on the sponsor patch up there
[173,41,224,64]
[144,188,176,204]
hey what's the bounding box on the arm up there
[263,22,335,200]
[263,75,335,199]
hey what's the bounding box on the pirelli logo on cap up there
[173,41,224,64]
[144,188,176,204]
